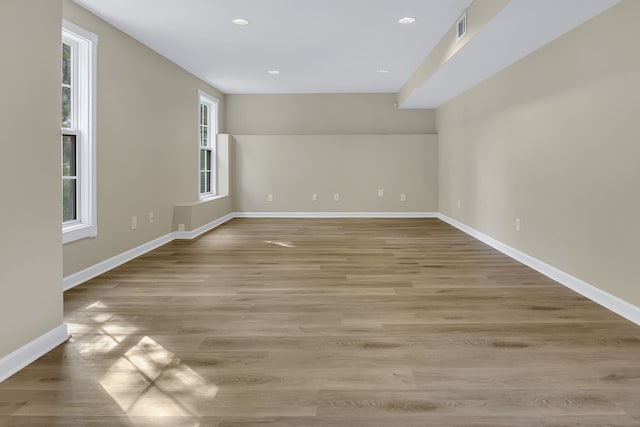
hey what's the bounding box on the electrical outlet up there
[515,218,521,232]
[312,193,318,201]
[400,193,406,202]
[149,212,155,223]
[378,189,384,197]
[267,194,273,202]
[334,193,340,202]
[131,216,137,230]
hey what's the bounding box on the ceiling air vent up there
[456,12,467,42]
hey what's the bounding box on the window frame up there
[198,91,218,200]
[62,20,97,244]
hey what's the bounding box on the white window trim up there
[198,90,218,200]
[62,20,97,244]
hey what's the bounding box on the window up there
[198,91,218,199]
[62,21,97,243]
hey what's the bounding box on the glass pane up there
[62,134,77,177]
[62,178,77,222]
[205,172,211,193]
[62,86,71,128]
[200,149,206,171]
[203,125,208,146]
[200,172,206,193]
[202,103,208,126]
[199,125,206,146]
[62,43,71,85]
[206,150,212,172]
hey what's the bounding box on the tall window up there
[198,92,218,199]
[62,21,97,243]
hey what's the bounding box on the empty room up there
[1,0,639,425]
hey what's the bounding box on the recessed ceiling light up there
[267,70,280,75]
[377,69,389,74]
[232,18,249,26]
[398,17,416,24]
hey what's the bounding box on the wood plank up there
[1,218,638,425]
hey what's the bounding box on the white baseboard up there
[173,213,235,239]
[437,213,640,326]
[63,232,175,291]
[62,211,640,327]
[234,212,439,219]
[64,214,236,291]
[0,323,69,383]
[63,212,436,290]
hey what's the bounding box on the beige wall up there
[233,135,438,213]
[227,93,435,135]
[437,0,640,306]
[228,94,437,214]
[62,1,231,276]
[0,0,64,357]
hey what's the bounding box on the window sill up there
[198,194,227,203]
[63,223,97,244]
[176,194,229,208]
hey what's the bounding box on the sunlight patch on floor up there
[100,336,217,419]
[264,240,296,248]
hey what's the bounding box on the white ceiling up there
[75,0,471,93]
[73,0,620,108]
[401,0,621,108]
[72,0,471,94]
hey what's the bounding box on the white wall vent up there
[456,12,467,42]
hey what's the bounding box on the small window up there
[62,21,97,243]
[198,91,218,199]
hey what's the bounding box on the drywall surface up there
[227,93,435,135]
[62,0,230,276]
[233,134,438,213]
[0,0,65,357]
[437,0,640,306]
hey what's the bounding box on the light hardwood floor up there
[1,218,640,426]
